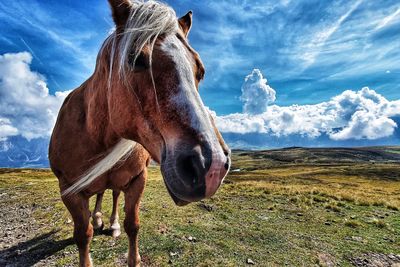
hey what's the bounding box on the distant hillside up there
[230,147,400,182]
[1,135,399,168]
[233,146,400,165]
[223,132,400,150]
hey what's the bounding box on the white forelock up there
[117,0,178,80]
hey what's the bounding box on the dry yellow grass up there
[0,147,399,266]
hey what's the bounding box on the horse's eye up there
[196,70,205,81]
[128,52,149,72]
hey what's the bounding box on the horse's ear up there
[179,11,193,37]
[108,0,131,29]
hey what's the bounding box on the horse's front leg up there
[110,190,121,238]
[62,193,93,267]
[123,169,146,267]
[92,192,104,230]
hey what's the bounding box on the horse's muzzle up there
[161,141,230,204]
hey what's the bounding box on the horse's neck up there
[82,73,118,147]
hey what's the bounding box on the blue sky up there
[1,0,399,113]
[0,0,400,148]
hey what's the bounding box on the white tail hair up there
[62,139,136,196]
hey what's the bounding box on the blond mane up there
[63,0,178,196]
[117,0,178,80]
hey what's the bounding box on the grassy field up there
[0,147,400,266]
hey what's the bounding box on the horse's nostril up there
[177,149,207,187]
[224,163,229,170]
[224,155,230,170]
[182,155,199,184]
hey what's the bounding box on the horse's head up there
[104,0,230,205]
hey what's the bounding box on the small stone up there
[187,236,196,242]
[257,215,268,221]
[198,202,214,212]
[66,218,72,224]
[158,224,168,234]
[169,252,179,257]
[351,236,363,242]
[246,258,255,265]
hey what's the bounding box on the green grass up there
[0,152,399,266]
[386,149,400,155]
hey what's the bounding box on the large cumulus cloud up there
[1,56,399,146]
[240,69,276,114]
[0,52,70,140]
[214,69,400,141]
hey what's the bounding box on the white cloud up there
[241,69,276,114]
[277,0,400,80]
[1,53,398,144]
[329,88,399,140]
[299,0,363,67]
[0,1,95,71]
[214,70,400,141]
[0,118,18,141]
[330,109,396,140]
[375,8,400,30]
[0,52,70,140]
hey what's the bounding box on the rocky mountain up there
[0,136,49,168]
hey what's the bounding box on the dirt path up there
[0,188,73,267]
[351,253,400,267]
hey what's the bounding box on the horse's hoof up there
[112,228,121,238]
[92,212,104,230]
[110,222,121,238]
[93,221,104,231]
[136,255,141,267]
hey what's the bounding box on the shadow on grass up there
[0,230,73,266]
[0,229,115,266]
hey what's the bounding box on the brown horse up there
[49,0,230,266]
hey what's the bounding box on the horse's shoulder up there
[63,85,86,108]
